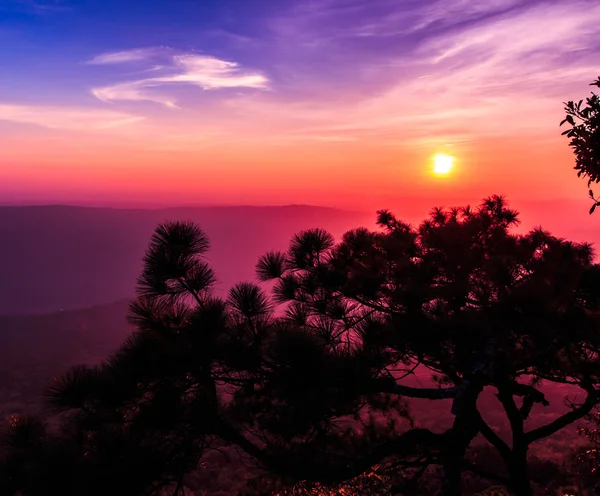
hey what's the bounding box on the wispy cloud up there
[92,81,179,108]
[77,0,598,150]
[279,0,525,39]
[7,0,597,153]
[425,1,598,64]
[2,0,71,14]
[0,104,144,131]
[87,47,169,65]
[247,0,600,145]
[90,49,269,107]
[409,0,525,33]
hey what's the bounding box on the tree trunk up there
[508,450,532,496]
[495,385,533,496]
[441,451,468,496]
[441,416,479,496]
[441,381,482,496]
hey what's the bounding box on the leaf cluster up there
[561,77,600,212]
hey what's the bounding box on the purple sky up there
[0,0,599,208]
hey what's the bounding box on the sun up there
[433,154,455,175]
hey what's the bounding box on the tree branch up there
[373,377,457,400]
[508,382,549,420]
[474,410,512,460]
[496,385,524,448]
[217,419,447,484]
[177,277,204,307]
[525,386,598,444]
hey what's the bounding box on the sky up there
[0,0,599,211]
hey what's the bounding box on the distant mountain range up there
[0,205,373,315]
[1,199,599,316]
[1,199,598,316]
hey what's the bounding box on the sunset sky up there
[1,0,599,211]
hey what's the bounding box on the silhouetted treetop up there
[138,220,216,299]
[561,77,600,212]
[258,195,598,382]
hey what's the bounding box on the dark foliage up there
[561,77,600,212]
[2,202,600,495]
[255,195,600,495]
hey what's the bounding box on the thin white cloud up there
[87,47,168,65]
[91,51,269,107]
[92,81,179,108]
[164,55,269,89]
[0,104,145,131]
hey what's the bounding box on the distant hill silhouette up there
[0,205,373,315]
[1,200,597,315]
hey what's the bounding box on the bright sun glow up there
[433,154,455,175]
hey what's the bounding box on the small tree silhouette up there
[561,77,600,213]
[3,202,600,496]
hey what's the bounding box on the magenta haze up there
[0,205,373,315]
